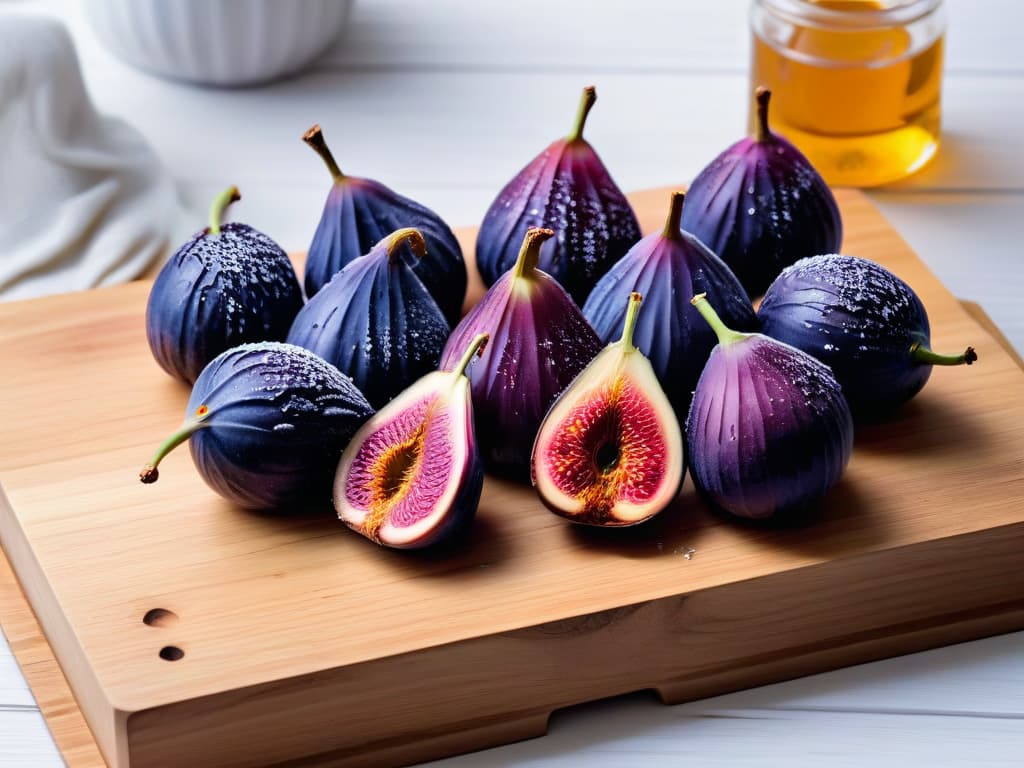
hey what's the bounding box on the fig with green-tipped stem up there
[758,253,977,419]
[475,85,642,306]
[335,333,489,549]
[140,342,373,510]
[584,190,757,419]
[145,185,304,383]
[441,226,603,481]
[533,292,686,526]
[687,292,854,521]
[302,124,466,324]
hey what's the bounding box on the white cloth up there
[0,14,177,300]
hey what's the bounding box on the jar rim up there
[753,0,943,30]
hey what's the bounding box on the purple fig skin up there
[475,86,642,306]
[287,228,450,409]
[146,187,304,384]
[757,254,977,420]
[583,192,757,419]
[686,295,853,521]
[140,342,374,511]
[441,227,603,481]
[302,125,466,325]
[680,88,842,299]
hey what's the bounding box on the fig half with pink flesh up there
[334,333,488,549]
[532,292,685,526]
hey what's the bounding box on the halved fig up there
[531,292,685,526]
[334,333,488,549]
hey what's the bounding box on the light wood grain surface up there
[2,0,1024,766]
[2,188,1023,767]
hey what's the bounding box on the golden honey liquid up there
[751,1,944,187]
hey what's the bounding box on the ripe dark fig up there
[583,191,757,418]
[302,124,466,325]
[440,227,603,481]
[145,187,304,383]
[680,87,842,298]
[286,228,450,408]
[686,294,853,521]
[334,333,488,550]
[757,254,977,419]
[532,293,685,527]
[475,86,642,306]
[140,342,373,511]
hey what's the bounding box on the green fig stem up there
[568,86,597,143]
[208,186,240,236]
[139,408,212,484]
[910,342,978,367]
[452,333,490,379]
[619,292,643,352]
[690,293,749,347]
[755,86,772,143]
[663,191,685,240]
[303,124,345,182]
[512,227,555,279]
[386,228,427,263]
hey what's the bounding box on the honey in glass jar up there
[750,0,946,187]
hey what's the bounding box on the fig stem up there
[139,411,211,484]
[690,293,749,347]
[619,292,643,352]
[452,333,490,379]
[663,192,685,240]
[303,124,345,182]
[386,228,427,263]
[568,86,597,143]
[512,227,555,279]
[910,342,978,367]
[755,87,772,143]
[208,186,241,236]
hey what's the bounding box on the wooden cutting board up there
[2,188,1024,768]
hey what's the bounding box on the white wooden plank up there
[0,708,65,768]
[425,696,1024,767]
[0,629,37,709]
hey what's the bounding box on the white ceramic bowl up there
[82,0,352,87]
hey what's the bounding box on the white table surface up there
[2,0,1023,765]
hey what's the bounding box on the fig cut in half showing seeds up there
[334,333,488,550]
[531,292,685,527]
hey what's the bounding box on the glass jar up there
[750,0,946,187]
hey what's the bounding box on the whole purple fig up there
[687,294,853,521]
[680,88,842,298]
[140,342,373,511]
[440,227,603,480]
[757,254,977,419]
[145,187,304,383]
[287,228,450,408]
[302,125,466,325]
[475,86,642,306]
[583,191,757,418]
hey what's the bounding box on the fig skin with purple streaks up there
[680,88,842,299]
[145,187,304,384]
[686,294,854,521]
[583,191,757,419]
[286,228,450,409]
[441,227,603,481]
[757,254,977,419]
[334,334,488,550]
[475,86,642,306]
[139,342,374,511]
[302,124,466,325]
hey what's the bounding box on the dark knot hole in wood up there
[159,646,185,662]
[143,608,178,627]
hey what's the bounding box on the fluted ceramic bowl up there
[82,0,352,87]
